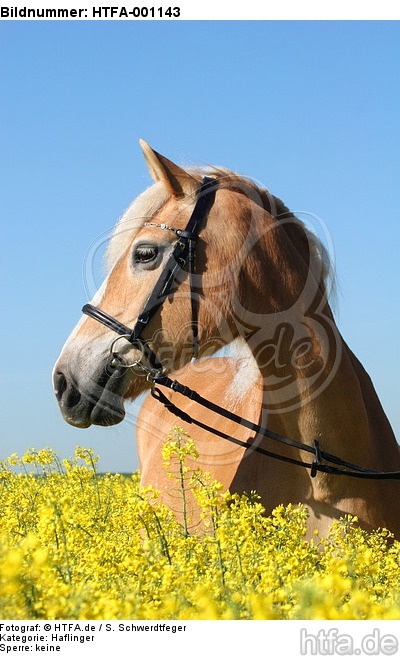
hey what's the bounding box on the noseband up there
[81,176,400,481]
[82,176,218,374]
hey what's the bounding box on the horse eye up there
[134,245,159,265]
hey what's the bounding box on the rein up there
[81,177,400,482]
[150,376,400,480]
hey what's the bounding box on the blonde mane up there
[194,166,334,297]
[105,166,333,297]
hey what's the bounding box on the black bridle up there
[83,177,218,372]
[82,177,400,481]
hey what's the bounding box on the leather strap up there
[152,376,400,480]
[82,177,218,363]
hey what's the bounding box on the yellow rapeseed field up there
[1,428,400,620]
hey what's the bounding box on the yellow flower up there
[7,453,20,466]
[1,441,400,620]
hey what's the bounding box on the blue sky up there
[1,21,399,471]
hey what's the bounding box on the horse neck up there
[238,293,400,474]
[343,342,400,468]
[220,201,398,470]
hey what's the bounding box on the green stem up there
[178,455,189,539]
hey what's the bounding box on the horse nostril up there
[54,371,67,399]
[54,370,82,409]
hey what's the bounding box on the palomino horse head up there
[54,140,332,428]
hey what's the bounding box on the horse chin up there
[89,369,154,425]
[89,397,126,426]
[61,390,126,429]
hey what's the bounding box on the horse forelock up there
[105,182,170,273]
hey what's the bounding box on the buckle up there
[310,439,322,478]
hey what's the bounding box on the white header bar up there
[0,1,399,20]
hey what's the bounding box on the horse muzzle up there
[53,357,130,428]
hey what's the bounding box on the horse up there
[53,140,400,539]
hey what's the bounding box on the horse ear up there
[139,139,197,197]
